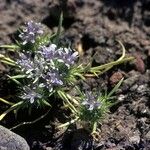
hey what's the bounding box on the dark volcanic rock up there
[0,125,30,150]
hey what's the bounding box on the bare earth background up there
[0,0,150,150]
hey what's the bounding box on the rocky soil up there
[0,0,150,150]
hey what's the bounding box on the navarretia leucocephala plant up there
[0,14,134,134]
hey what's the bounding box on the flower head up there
[57,47,78,67]
[19,21,43,45]
[44,69,64,92]
[17,52,44,79]
[82,91,101,111]
[40,44,78,68]
[17,53,34,71]
[17,42,78,94]
[21,86,42,103]
[39,44,57,61]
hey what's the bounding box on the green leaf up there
[0,54,15,62]
[108,78,124,97]
[0,60,16,66]
[0,101,23,121]
[92,122,97,133]
[8,75,26,79]
[7,75,22,85]
[57,117,79,128]
[0,44,19,51]
[57,90,77,114]
[42,100,51,107]
[0,54,16,66]
[0,98,14,105]
[55,12,63,45]
[89,41,134,74]
[74,72,85,80]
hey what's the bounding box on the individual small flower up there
[40,44,57,60]
[82,91,101,111]
[57,47,78,67]
[17,52,44,79]
[44,69,63,92]
[39,44,78,68]
[21,86,42,103]
[17,53,33,71]
[17,43,78,94]
[19,20,44,45]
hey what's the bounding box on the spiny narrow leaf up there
[8,75,26,79]
[0,98,14,105]
[55,12,63,45]
[108,78,124,97]
[0,101,23,121]
[0,44,19,50]
[0,60,16,66]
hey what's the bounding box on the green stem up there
[10,109,51,130]
[92,122,97,134]
[8,75,26,79]
[0,54,16,66]
[0,45,19,51]
[0,98,14,105]
[90,57,134,72]
[89,41,134,73]
[0,101,23,121]
[57,90,77,114]
[65,93,79,105]
[0,60,16,66]
[57,117,79,128]
[116,40,125,61]
[55,12,63,45]
[0,54,15,63]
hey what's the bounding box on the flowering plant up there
[58,78,123,134]
[0,14,133,133]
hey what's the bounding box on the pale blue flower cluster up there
[19,20,43,45]
[17,21,79,103]
[82,91,101,111]
[17,26,78,103]
[17,52,44,79]
[39,44,78,68]
[21,86,42,104]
